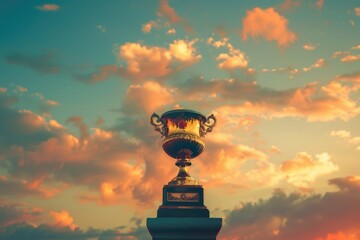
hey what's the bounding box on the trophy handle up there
[150,113,166,137]
[200,114,216,137]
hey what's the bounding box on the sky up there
[1,0,360,239]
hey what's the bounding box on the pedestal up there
[147,217,222,240]
[147,185,222,240]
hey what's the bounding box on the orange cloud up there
[142,20,160,33]
[355,7,360,16]
[280,152,338,189]
[80,39,201,83]
[0,200,43,228]
[212,76,359,122]
[158,0,194,34]
[166,28,176,34]
[341,54,360,63]
[36,4,60,11]
[280,0,301,11]
[332,51,350,59]
[316,231,359,240]
[207,37,249,70]
[49,210,77,230]
[0,87,179,208]
[118,39,201,80]
[316,0,324,9]
[302,58,326,72]
[123,81,174,114]
[217,48,248,70]
[241,7,296,47]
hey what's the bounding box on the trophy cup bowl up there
[150,109,216,185]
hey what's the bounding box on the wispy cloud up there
[331,130,360,150]
[35,4,60,12]
[5,52,61,74]
[279,0,301,11]
[142,20,160,33]
[158,0,194,34]
[303,43,317,51]
[95,24,106,32]
[208,38,249,70]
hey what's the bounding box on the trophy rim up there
[160,109,206,122]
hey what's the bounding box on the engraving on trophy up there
[167,192,200,202]
[150,109,216,186]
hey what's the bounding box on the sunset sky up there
[1,0,360,239]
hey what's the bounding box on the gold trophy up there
[150,109,216,217]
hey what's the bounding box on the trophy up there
[150,109,216,217]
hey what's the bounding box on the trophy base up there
[147,217,222,240]
[157,185,209,218]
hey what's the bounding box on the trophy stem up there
[168,158,199,185]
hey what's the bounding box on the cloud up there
[0,176,60,198]
[158,0,194,34]
[0,222,149,240]
[75,65,122,84]
[303,43,317,51]
[210,38,249,70]
[270,145,282,154]
[316,231,359,240]
[355,7,360,16]
[261,57,325,78]
[122,81,175,115]
[166,28,176,34]
[219,81,358,122]
[15,85,28,93]
[302,58,326,72]
[0,200,42,228]
[220,176,360,240]
[5,52,61,74]
[332,51,350,59]
[96,24,106,32]
[0,90,175,207]
[0,95,57,149]
[332,45,360,63]
[142,20,160,33]
[78,39,201,83]
[280,152,338,189]
[241,7,296,47]
[49,211,77,230]
[279,0,301,11]
[176,73,360,122]
[35,4,60,11]
[331,130,360,150]
[196,139,268,190]
[119,39,200,79]
[243,151,338,190]
[341,54,360,63]
[316,0,324,9]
